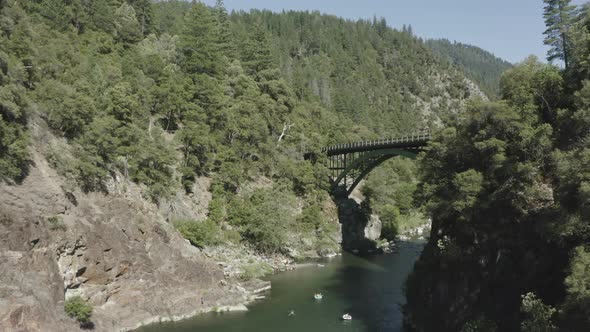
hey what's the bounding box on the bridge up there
[319,133,430,196]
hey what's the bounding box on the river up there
[137,240,424,332]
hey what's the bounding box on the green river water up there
[138,240,424,332]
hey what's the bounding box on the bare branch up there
[277,122,295,143]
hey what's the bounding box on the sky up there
[201,0,588,64]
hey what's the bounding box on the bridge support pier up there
[333,192,381,254]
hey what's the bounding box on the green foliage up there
[520,292,557,332]
[230,10,471,136]
[460,318,497,332]
[0,114,29,181]
[114,3,142,44]
[0,0,481,202]
[240,261,273,280]
[179,2,221,76]
[405,4,590,331]
[451,169,483,213]
[362,157,428,240]
[0,0,491,274]
[127,0,154,36]
[0,6,30,182]
[240,21,274,75]
[175,219,222,248]
[297,203,324,229]
[379,204,400,240]
[500,56,563,124]
[561,246,590,329]
[227,186,296,253]
[543,0,576,67]
[153,0,191,36]
[64,296,92,324]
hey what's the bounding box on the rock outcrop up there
[336,182,382,253]
[0,152,265,332]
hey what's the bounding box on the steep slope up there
[230,11,480,135]
[426,39,512,99]
[0,147,257,331]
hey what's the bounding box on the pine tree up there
[179,2,221,76]
[543,0,576,68]
[83,0,122,34]
[127,0,154,36]
[241,20,274,75]
[114,3,142,44]
[214,0,236,60]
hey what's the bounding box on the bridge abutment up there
[333,185,382,254]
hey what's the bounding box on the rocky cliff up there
[0,150,268,332]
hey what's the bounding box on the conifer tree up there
[214,0,236,60]
[114,3,142,44]
[241,20,274,75]
[81,0,119,33]
[179,2,221,76]
[127,0,154,36]
[543,0,576,68]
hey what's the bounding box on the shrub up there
[460,317,497,332]
[240,261,273,280]
[380,204,400,241]
[520,292,556,332]
[47,215,66,231]
[175,219,222,248]
[227,187,295,253]
[64,296,92,324]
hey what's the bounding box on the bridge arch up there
[319,134,430,196]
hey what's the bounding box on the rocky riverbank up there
[0,149,341,332]
[380,221,432,253]
[0,151,256,331]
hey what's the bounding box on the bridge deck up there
[321,134,430,156]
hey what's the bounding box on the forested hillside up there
[405,2,590,331]
[232,11,475,134]
[0,0,478,253]
[426,39,512,98]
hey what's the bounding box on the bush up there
[175,219,222,248]
[227,187,296,253]
[64,296,92,324]
[460,317,497,332]
[380,204,400,240]
[240,261,273,280]
[520,292,556,332]
[47,215,66,231]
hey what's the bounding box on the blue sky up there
[201,0,587,64]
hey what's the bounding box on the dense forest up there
[405,1,590,331]
[0,0,486,255]
[426,39,513,98]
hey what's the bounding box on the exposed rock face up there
[0,152,262,332]
[336,182,381,252]
[159,176,212,222]
[336,197,380,252]
[364,215,382,241]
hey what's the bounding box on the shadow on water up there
[135,241,425,332]
[327,243,425,332]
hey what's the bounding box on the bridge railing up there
[321,132,431,153]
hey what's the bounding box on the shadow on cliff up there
[333,189,379,254]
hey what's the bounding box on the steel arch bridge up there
[320,133,430,196]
